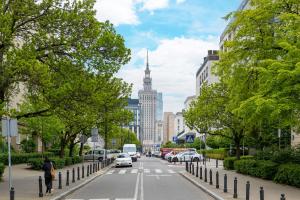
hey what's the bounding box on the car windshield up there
[118,154,129,158]
[123,147,136,152]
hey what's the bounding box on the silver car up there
[84,149,106,161]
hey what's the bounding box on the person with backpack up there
[42,157,54,194]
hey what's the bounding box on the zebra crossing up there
[105,168,177,175]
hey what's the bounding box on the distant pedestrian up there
[42,157,54,194]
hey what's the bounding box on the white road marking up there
[146,174,172,177]
[131,169,138,174]
[144,169,150,173]
[167,169,176,174]
[107,170,115,174]
[155,169,162,173]
[141,172,144,200]
[119,169,126,174]
[133,173,140,200]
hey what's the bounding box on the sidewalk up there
[0,161,111,200]
[178,159,300,200]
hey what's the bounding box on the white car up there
[115,153,132,167]
[171,151,203,162]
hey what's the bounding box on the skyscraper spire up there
[145,49,150,73]
[146,49,149,70]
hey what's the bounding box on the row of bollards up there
[38,158,114,197]
[186,160,287,200]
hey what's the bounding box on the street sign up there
[2,118,18,137]
[91,128,98,142]
[112,139,116,145]
[80,135,87,143]
[172,136,178,142]
[185,135,195,143]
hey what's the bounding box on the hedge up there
[234,159,278,180]
[200,148,228,160]
[274,164,300,187]
[224,156,255,170]
[0,152,54,165]
[0,163,5,180]
[28,156,83,170]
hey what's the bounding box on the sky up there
[94,0,242,113]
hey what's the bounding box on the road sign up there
[80,135,87,143]
[91,128,98,142]
[185,135,195,143]
[2,118,18,137]
[172,136,178,142]
[112,139,116,145]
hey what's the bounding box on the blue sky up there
[95,0,242,113]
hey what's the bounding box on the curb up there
[180,172,225,200]
[50,165,113,200]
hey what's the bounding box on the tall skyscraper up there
[156,92,163,121]
[125,98,141,141]
[138,51,162,151]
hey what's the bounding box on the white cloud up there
[140,0,169,11]
[95,0,139,26]
[118,37,219,113]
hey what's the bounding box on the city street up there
[64,157,213,200]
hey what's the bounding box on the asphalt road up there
[64,156,213,200]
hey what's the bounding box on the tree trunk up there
[235,139,241,160]
[69,141,75,157]
[79,142,83,156]
[60,139,66,158]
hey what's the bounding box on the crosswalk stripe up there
[119,169,126,174]
[131,169,138,173]
[167,169,176,174]
[107,170,115,174]
[155,169,162,173]
[144,169,150,173]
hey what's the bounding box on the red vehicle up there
[160,148,193,159]
[160,148,173,159]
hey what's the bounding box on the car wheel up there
[172,157,178,162]
[193,157,199,162]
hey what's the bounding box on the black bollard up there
[87,165,89,177]
[246,181,250,200]
[196,161,199,177]
[280,194,286,200]
[82,165,84,179]
[66,170,70,186]
[216,171,219,189]
[90,164,92,174]
[192,164,195,175]
[204,168,207,182]
[10,187,15,200]
[189,162,192,173]
[38,176,43,197]
[216,159,218,168]
[72,168,75,183]
[209,169,213,185]
[224,174,228,193]
[233,177,238,198]
[202,156,205,165]
[260,187,264,200]
[185,161,188,172]
[58,172,62,189]
[93,163,95,173]
[200,166,203,179]
[77,167,80,180]
[98,162,100,171]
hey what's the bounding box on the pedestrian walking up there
[42,157,54,194]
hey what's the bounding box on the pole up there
[7,118,12,191]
